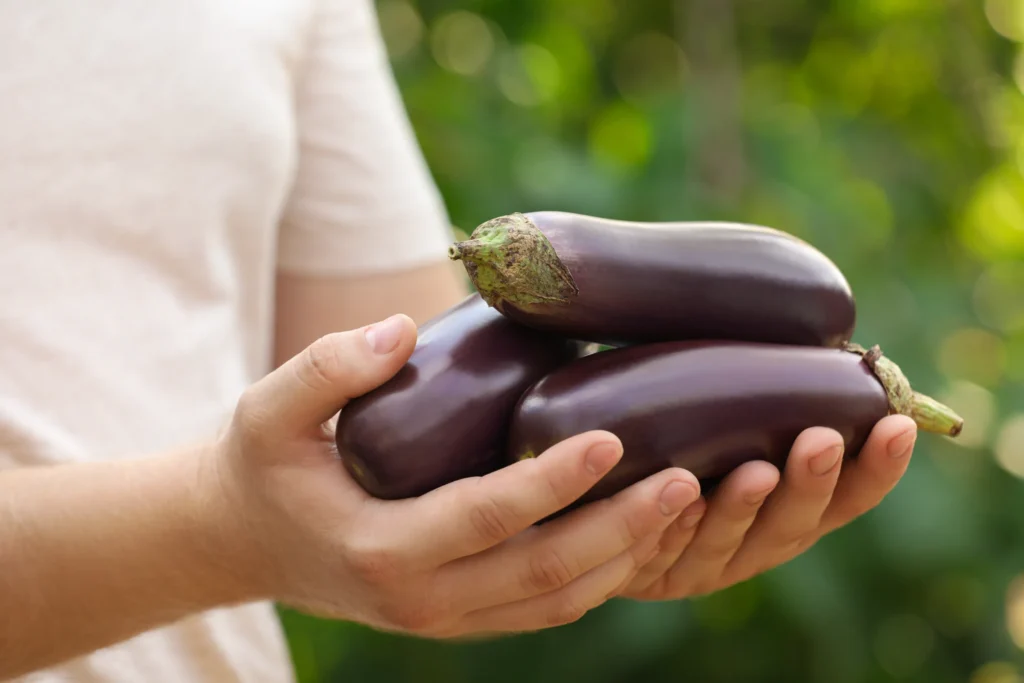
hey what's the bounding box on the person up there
[0,1,920,681]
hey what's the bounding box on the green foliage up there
[282,0,1024,680]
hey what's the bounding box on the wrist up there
[174,441,272,608]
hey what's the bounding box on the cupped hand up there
[620,415,917,600]
[208,314,701,637]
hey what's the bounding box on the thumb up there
[251,314,417,435]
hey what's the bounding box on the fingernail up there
[364,315,405,355]
[809,445,843,476]
[585,442,621,475]
[888,429,917,458]
[680,501,705,528]
[744,488,774,506]
[659,480,697,516]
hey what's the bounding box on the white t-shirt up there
[0,1,454,681]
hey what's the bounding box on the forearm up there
[273,260,467,367]
[0,445,256,678]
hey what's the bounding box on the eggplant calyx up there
[447,213,579,310]
[845,343,964,437]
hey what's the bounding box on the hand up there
[620,415,917,600]
[209,314,702,636]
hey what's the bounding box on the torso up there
[0,2,320,680]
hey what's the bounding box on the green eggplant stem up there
[845,343,963,436]
[447,213,578,310]
[910,391,964,437]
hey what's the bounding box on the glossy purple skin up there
[507,341,890,506]
[500,212,856,348]
[335,294,582,500]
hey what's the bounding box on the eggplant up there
[335,293,583,499]
[507,341,963,506]
[448,212,856,348]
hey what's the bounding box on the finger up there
[722,428,844,582]
[662,460,779,597]
[817,415,916,534]
[251,314,418,433]
[437,467,699,612]
[605,530,669,600]
[378,431,626,567]
[453,534,662,635]
[620,497,707,597]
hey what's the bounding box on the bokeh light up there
[1014,49,1024,94]
[959,164,1024,263]
[973,262,1024,334]
[995,414,1024,478]
[528,22,597,113]
[972,662,1024,683]
[936,380,997,450]
[587,102,651,171]
[938,328,1007,388]
[377,0,424,60]
[430,11,495,76]
[986,0,1024,42]
[498,44,562,107]
[1007,575,1024,649]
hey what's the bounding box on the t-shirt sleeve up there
[277,0,454,276]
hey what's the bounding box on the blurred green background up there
[281,0,1024,681]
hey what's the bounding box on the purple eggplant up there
[334,293,583,500]
[507,341,963,506]
[448,212,856,348]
